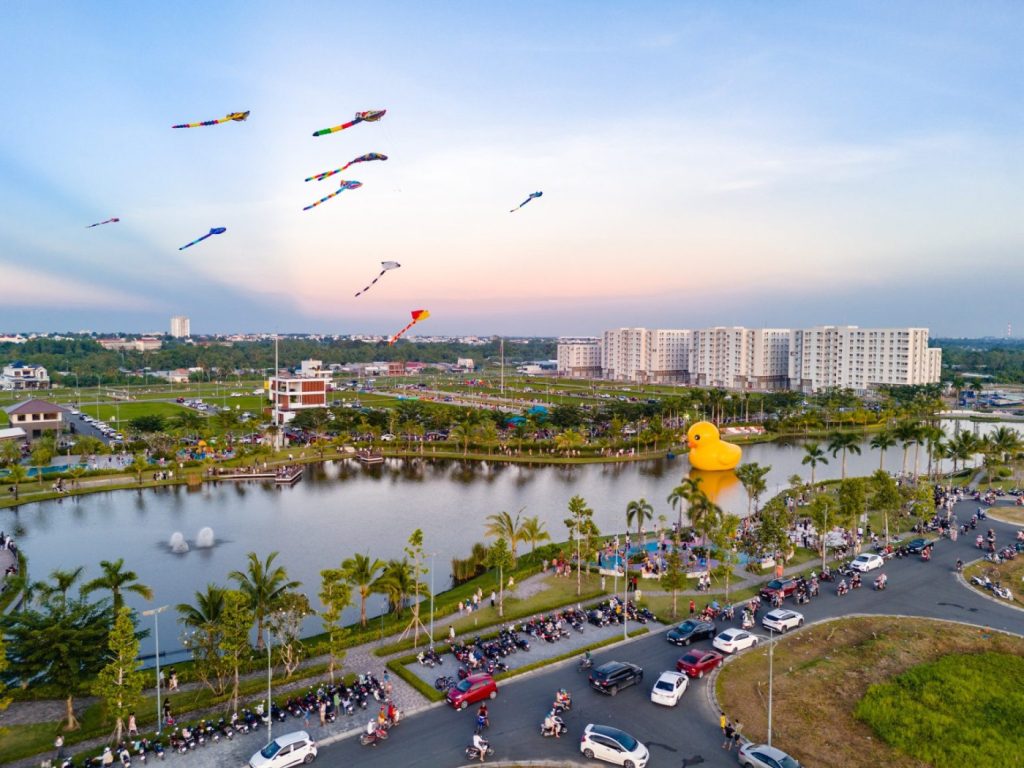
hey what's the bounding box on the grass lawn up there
[716,616,1024,768]
[986,505,1024,525]
[963,557,1024,609]
[78,400,191,424]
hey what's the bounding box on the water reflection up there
[689,468,740,506]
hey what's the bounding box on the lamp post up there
[767,626,774,746]
[265,628,273,746]
[428,552,437,645]
[141,605,169,734]
[622,546,629,641]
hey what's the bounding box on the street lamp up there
[767,626,775,746]
[265,628,273,746]
[141,605,169,734]
[428,552,437,645]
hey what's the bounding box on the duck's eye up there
[694,435,700,441]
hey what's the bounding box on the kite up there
[354,261,401,297]
[312,110,387,137]
[86,217,120,228]
[302,180,363,212]
[510,191,543,213]
[305,153,388,182]
[178,227,227,251]
[172,111,250,129]
[389,309,430,345]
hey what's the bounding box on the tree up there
[265,592,310,679]
[400,528,429,647]
[129,414,166,434]
[837,478,866,532]
[341,552,386,628]
[869,429,896,472]
[0,440,21,468]
[484,509,525,564]
[753,498,792,565]
[318,568,352,684]
[219,590,254,716]
[801,443,828,487]
[129,454,149,485]
[806,493,838,574]
[688,491,722,550]
[82,558,153,613]
[177,584,228,695]
[554,429,585,457]
[31,566,85,611]
[869,469,900,544]
[827,432,862,480]
[894,421,921,477]
[625,498,654,542]
[31,441,54,488]
[6,463,28,500]
[485,538,514,617]
[0,629,10,715]
[659,547,687,619]
[229,551,300,650]
[1,594,110,730]
[377,559,414,616]
[94,606,145,744]
[709,513,742,601]
[520,515,551,554]
[666,476,703,533]
[564,495,596,596]
[735,462,771,517]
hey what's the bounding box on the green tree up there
[837,478,866,532]
[554,428,585,456]
[31,566,85,611]
[666,476,703,534]
[688,491,723,550]
[229,551,300,650]
[265,591,310,678]
[806,493,838,573]
[341,552,386,628]
[0,440,21,468]
[735,462,771,517]
[31,441,54,488]
[869,469,900,544]
[564,495,596,596]
[403,528,428,648]
[219,590,254,716]
[176,584,228,695]
[625,498,654,542]
[318,568,352,684]
[709,512,742,601]
[894,421,921,477]
[869,429,896,472]
[377,559,415,616]
[1,594,110,730]
[485,537,514,617]
[129,414,166,433]
[484,509,525,564]
[82,558,153,613]
[659,547,687,619]
[519,515,551,554]
[6,463,28,500]
[0,630,10,715]
[801,443,828,487]
[827,432,862,480]
[94,606,145,744]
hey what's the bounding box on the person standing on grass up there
[689,599,696,617]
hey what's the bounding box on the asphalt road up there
[307,498,1024,768]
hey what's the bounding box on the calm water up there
[4,419,1010,659]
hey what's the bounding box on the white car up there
[650,671,688,706]
[580,724,649,768]
[762,609,804,633]
[249,731,317,768]
[713,628,759,654]
[738,742,802,768]
[850,553,884,572]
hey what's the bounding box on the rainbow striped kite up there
[86,217,120,228]
[305,153,388,182]
[303,180,363,212]
[172,111,250,129]
[312,110,386,137]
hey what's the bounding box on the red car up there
[759,578,798,601]
[446,672,497,710]
[676,649,724,679]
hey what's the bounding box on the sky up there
[1,1,1022,337]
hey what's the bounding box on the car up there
[649,671,688,706]
[759,578,798,601]
[248,730,317,768]
[666,619,717,646]
[589,661,644,696]
[445,672,497,709]
[579,723,649,768]
[713,628,759,654]
[850,553,884,572]
[904,537,929,554]
[761,609,804,633]
[676,649,724,678]
[737,742,802,768]
[176,397,186,403]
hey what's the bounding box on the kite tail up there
[389,320,417,345]
[312,118,361,137]
[172,119,222,129]
[303,189,344,211]
[354,270,386,298]
[178,233,212,251]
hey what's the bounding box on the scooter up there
[577,655,593,672]
[465,741,494,761]
[359,726,389,747]
[541,716,568,738]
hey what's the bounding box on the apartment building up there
[556,342,602,378]
[788,326,942,393]
[690,327,791,390]
[600,328,691,382]
[170,316,191,338]
[1,362,50,390]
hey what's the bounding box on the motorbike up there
[552,695,572,714]
[577,656,593,672]
[541,716,568,738]
[359,726,389,747]
[873,577,887,591]
[993,585,1013,600]
[465,741,494,761]
[435,675,456,690]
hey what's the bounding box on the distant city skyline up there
[1,2,1021,337]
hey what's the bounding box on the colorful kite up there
[389,309,430,345]
[302,180,363,212]
[305,153,388,182]
[312,110,387,137]
[172,111,250,129]
[178,227,227,251]
[510,191,543,213]
[86,217,120,228]
[354,261,401,298]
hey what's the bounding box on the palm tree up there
[32,566,85,610]
[735,462,771,517]
[894,421,920,477]
[989,426,1023,464]
[688,491,723,550]
[869,429,896,472]
[801,443,828,487]
[666,476,703,535]
[82,558,153,612]
[130,454,149,485]
[827,432,862,480]
[376,559,415,616]
[484,509,525,563]
[176,583,226,628]
[341,552,386,628]
[625,498,654,542]
[554,429,585,457]
[6,463,28,500]
[448,422,476,456]
[519,515,551,554]
[229,551,301,649]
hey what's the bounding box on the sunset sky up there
[1,2,1022,337]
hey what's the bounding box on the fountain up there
[195,527,215,548]
[169,531,190,554]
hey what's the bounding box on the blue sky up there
[1,1,1021,337]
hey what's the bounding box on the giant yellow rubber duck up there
[686,421,742,471]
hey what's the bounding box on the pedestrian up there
[54,734,65,760]
[732,719,743,751]
[319,699,327,726]
[719,713,727,734]
[168,668,179,691]
[303,705,311,729]
[722,721,735,749]
[689,599,696,617]
[490,590,496,609]
[457,600,464,615]
[449,624,456,641]
[128,711,138,737]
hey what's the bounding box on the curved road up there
[312,497,1024,767]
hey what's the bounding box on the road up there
[309,498,1024,767]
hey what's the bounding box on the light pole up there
[622,546,629,641]
[141,605,169,734]
[265,628,273,746]
[767,626,774,746]
[428,552,437,645]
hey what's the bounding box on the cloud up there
[0,262,154,310]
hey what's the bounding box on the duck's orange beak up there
[687,438,697,449]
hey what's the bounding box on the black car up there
[589,661,643,696]
[666,619,717,646]
[905,537,929,554]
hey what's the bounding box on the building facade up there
[601,328,690,382]
[690,327,791,390]
[556,342,602,378]
[1,362,50,390]
[3,399,66,439]
[170,316,191,338]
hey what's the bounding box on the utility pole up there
[141,605,169,734]
[767,627,774,746]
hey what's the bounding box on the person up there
[449,625,456,641]
[366,719,377,738]
[377,706,388,729]
[168,669,179,691]
[477,702,489,728]
[127,712,138,737]
[556,688,571,709]
[722,721,735,749]
[956,559,963,573]
[689,598,696,617]
[54,734,65,760]
[101,746,114,766]
[490,590,496,608]
[543,709,560,738]
[732,719,743,750]
[472,731,489,762]
[319,699,327,726]
[387,700,399,726]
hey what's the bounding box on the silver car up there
[738,742,801,768]
[761,609,804,633]
[249,731,317,768]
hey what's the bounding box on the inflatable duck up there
[686,421,742,471]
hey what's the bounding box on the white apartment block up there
[170,316,191,338]
[788,326,942,393]
[557,343,602,378]
[600,328,691,383]
[690,327,791,390]
[648,330,692,383]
